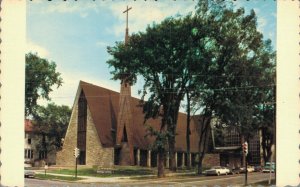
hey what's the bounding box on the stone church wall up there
[86,108,114,167]
[57,88,114,167]
[56,94,79,166]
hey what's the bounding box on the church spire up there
[123,6,132,44]
[115,6,134,166]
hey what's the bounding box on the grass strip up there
[47,167,155,177]
[248,179,276,186]
[35,174,83,181]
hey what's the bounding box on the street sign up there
[73,147,80,178]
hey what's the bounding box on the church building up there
[56,80,218,168]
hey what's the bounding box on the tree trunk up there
[197,117,210,175]
[165,94,182,171]
[186,91,191,169]
[157,148,165,178]
[168,138,177,171]
[261,127,273,164]
[167,104,180,171]
[42,133,48,161]
[197,153,205,175]
[197,157,203,175]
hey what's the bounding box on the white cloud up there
[32,1,196,37]
[42,2,99,14]
[96,41,109,48]
[27,41,49,58]
[106,2,196,37]
[80,12,89,18]
[257,17,267,33]
[253,8,260,14]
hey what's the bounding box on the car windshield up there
[212,166,221,169]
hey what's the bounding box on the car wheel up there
[217,172,220,176]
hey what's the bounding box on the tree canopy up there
[25,53,63,116]
[32,103,71,154]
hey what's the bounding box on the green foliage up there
[26,53,63,116]
[192,6,275,137]
[145,125,170,151]
[107,0,275,172]
[32,103,71,152]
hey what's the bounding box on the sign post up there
[74,147,80,178]
[243,142,248,186]
[44,164,48,176]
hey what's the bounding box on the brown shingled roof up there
[80,81,204,152]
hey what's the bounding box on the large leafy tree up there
[183,0,231,171]
[107,14,209,175]
[25,53,63,116]
[256,74,276,164]
[107,0,275,177]
[31,103,71,160]
[191,1,275,172]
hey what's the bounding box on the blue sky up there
[27,0,276,108]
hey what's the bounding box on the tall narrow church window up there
[122,126,128,142]
[77,91,87,165]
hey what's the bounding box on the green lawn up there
[35,174,83,181]
[48,166,155,177]
[248,179,276,186]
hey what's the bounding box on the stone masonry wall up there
[202,153,220,168]
[56,93,79,166]
[57,87,114,167]
[86,107,114,167]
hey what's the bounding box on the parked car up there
[204,166,231,176]
[24,168,35,178]
[240,166,255,173]
[262,162,275,173]
[254,165,263,172]
[227,167,242,174]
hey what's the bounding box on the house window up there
[28,138,32,144]
[39,151,47,159]
[25,149,33,159]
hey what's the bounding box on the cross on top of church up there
[123,6,132,44]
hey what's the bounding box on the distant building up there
[24,119,56,167]
[211,125,263,168]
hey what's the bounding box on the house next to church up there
[25,119,56,167]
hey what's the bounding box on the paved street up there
[26,172,274,186]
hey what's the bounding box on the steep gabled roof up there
[79,81,205,152]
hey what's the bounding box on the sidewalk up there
[34,170,196,183]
